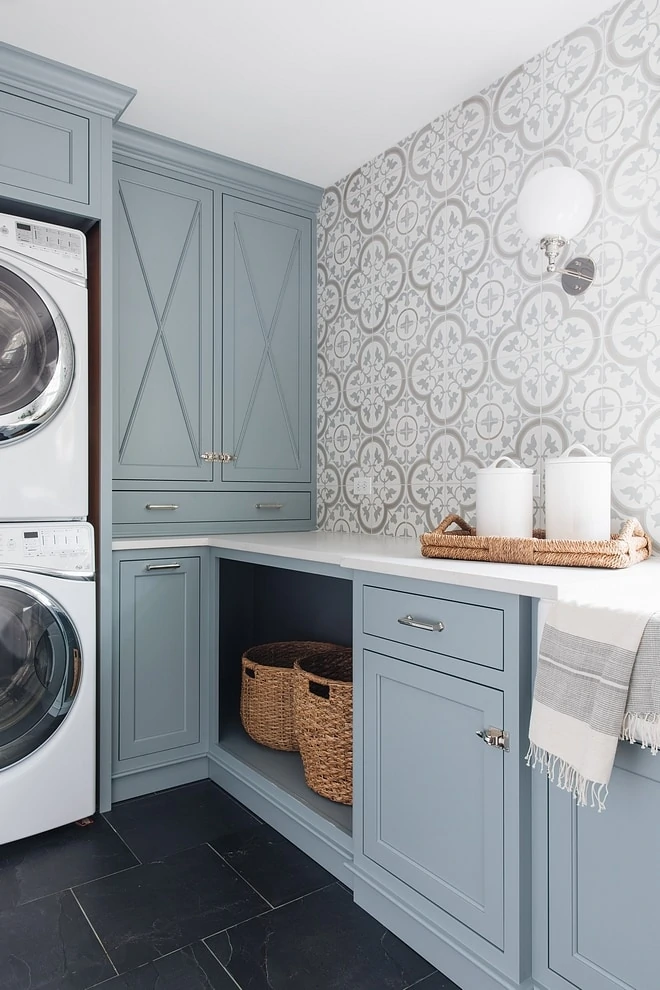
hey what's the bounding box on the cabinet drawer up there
[113,490,311,526]
[363,586,504,670]
[0,91,89,204]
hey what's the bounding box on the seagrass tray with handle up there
[420,514,651,569]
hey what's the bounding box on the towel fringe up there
[621,711,660,754]
[525,742,608,811]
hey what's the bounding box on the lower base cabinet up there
[113,552,205,795]
[107,550,659,990]
[354,575,531,990]
[544,744,660,990]
[363,650,505,948]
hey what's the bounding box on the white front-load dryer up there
[0,212,88,521]
[0,522,95,844]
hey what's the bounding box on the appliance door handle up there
[145,504,179,511]
[397,614,445,633]
[145,563,181,571]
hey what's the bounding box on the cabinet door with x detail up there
[221,196,312,485]
[114,164,215,485]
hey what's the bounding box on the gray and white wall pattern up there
[316,0,660,547]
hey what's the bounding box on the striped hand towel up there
[527,602,660,810]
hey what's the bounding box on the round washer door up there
[0,579,82,770]
[0,262,74,443]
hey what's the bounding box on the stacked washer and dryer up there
[0,213,96,843]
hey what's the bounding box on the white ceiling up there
[2,0,615,188]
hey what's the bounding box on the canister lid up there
[547,442,611,465]
[477,456,533,475]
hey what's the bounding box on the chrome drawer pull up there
[145,504,179,511]
[256,503,284,510]
[145,563,181,571]
[397,615,445,633]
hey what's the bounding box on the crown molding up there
[0,41,136,120]
[112,123,323,215]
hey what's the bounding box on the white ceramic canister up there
[545,443,611,541]
[476,457,534,538]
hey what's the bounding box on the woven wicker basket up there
[294,648,353,805]
[240,641,341,752]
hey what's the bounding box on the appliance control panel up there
[0,522,94,575]
[0,211,86,278]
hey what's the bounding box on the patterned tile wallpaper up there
[316,0,660,547]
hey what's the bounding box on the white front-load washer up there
[0,212,88,521]
[0,521,95,844]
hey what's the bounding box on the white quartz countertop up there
[112,530,660,603]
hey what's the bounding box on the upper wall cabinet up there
[0,92,90,206]
[112,127,321,533]
[114,163,214,485]
[222,196,312,485]
[0,44,134,219]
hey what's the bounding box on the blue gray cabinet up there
[222,196,312,484]
[0,90,90,207]
[112,159,316,533]
[114,163,215,485]
[363,650,505,947]
[354,574,531,990]
[0,42,134,220]
[115,554,201,764]
[544,744,660,990]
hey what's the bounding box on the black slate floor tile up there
[210,820,333,907]
[0,889,114,990]
[409,972,460,989]
[89,942,236,989]
[75,843,268,974]
[104,781,257,862]
[0,818,138,912]
[205,882,434,990]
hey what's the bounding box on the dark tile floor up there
[0,780,459,990]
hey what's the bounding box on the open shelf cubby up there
[215,558,353,836]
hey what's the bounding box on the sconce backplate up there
[561,256,595,295]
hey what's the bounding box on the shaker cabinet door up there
[222,196,312,484]
[0,90,90,206]
[114,164,214,484]
[117,556,201,761]
[363,650,505,948]
[548,747,660,990]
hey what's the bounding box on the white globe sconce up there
[517,166,596,294]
